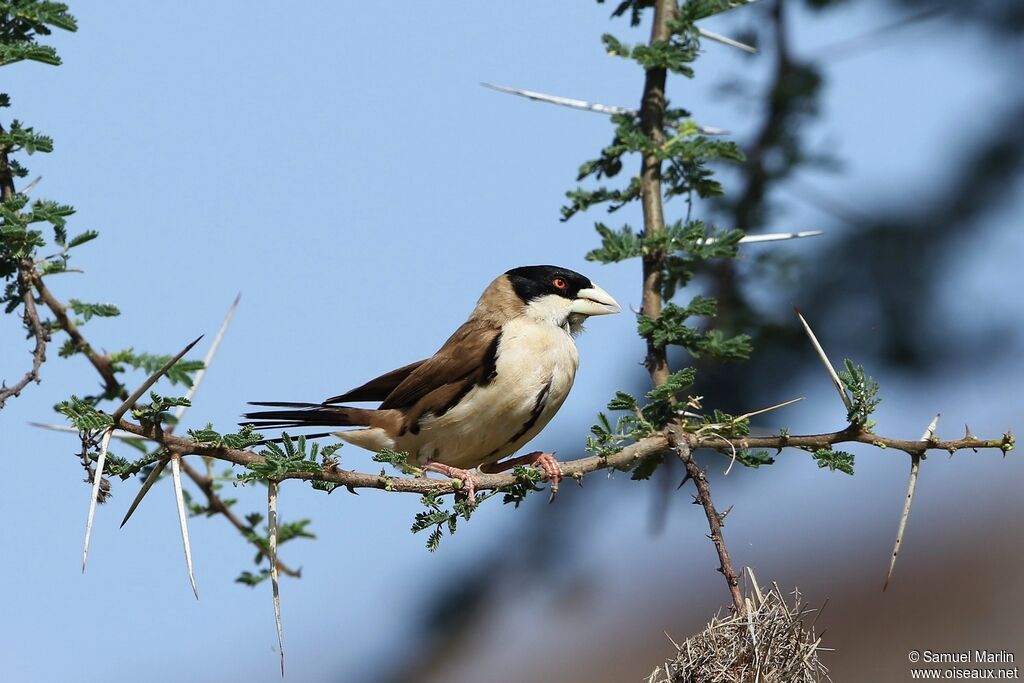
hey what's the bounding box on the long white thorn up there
[733,396,805,422]
[481,82,635,116]
[30,421,143,442]
[698,27,758,54]
[697,230,823,246]
[82,428,113,572]
[268,480,285,677]
[172,294,241,426]
[794,308,853,413]
[171,453,198,599]
[739,230,823,244]
[112,335,204,423]
[120,457,169,528]
[480,82,729,135]
[884,414,939,591]
[21,176,43,194]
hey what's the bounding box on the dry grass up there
[646,572,830,683]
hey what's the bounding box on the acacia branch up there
[0,260,49,408]
[634,0,752,614]
[111,417,1010,496]
[669,427,745,614]
[29,275,300,575]
[638,0,676,387]
[32,271,126,400]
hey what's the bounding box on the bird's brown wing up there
[323,359,427,404]
[378,318,501,412]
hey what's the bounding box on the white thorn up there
[482,82,729,135]
[794,308,853,413]
[698,27,758,54]
[884,455,921,591]
[268,480,285,677]
[920,413,941,441]
[120,456,169,528]
[481,82,635,116]
[82,428,113,572]
[21,176,43,194]
[112,335,204,424]
[737,230,823,244]
[172,294,241,426]
[30,421,143,442]
[171,453,198,600]
[696,230,823,246]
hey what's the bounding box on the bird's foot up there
[486,451,563,502]
[423,462,479,505]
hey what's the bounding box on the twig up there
[171,453,199,599]
[883,413,939,591]
[33,274,127,400]
[268,480,285,677]
[669,427,746,614]
[793,307,852,413]
[0,262,49,409]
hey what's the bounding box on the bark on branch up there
[111,417,1010,497]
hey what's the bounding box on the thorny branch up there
[32,272,126,400]
[25,262,298,575]
[636,0,747,614]
[0,261,49,408]
[668,427,745,614]
[111,417,1012,497]
[0,132,50,409]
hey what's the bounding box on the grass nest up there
[646,571,830,683]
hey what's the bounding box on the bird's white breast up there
[403,316,579,469]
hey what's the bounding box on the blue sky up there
[1,2,1021,682]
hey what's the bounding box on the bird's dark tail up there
[242,401,383,431]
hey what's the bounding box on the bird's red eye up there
[552,277,567,290]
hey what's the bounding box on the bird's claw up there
[424,462,479,506]
[526,451,563,503]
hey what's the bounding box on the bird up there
[242,265,620,503]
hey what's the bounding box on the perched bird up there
[243,265,620,502]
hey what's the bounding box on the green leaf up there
[812,448,855,475]
[839,359,881,427]
[237,433,323,483]
[66,229,98,248]
[110,349,203,387]
[67,299,120,321]
[734,449,775,468]
[56,395,113,431]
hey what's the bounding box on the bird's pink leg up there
[482,451,563,500]
[423,462,479,505]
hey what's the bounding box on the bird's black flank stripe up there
[503,376,552,450]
